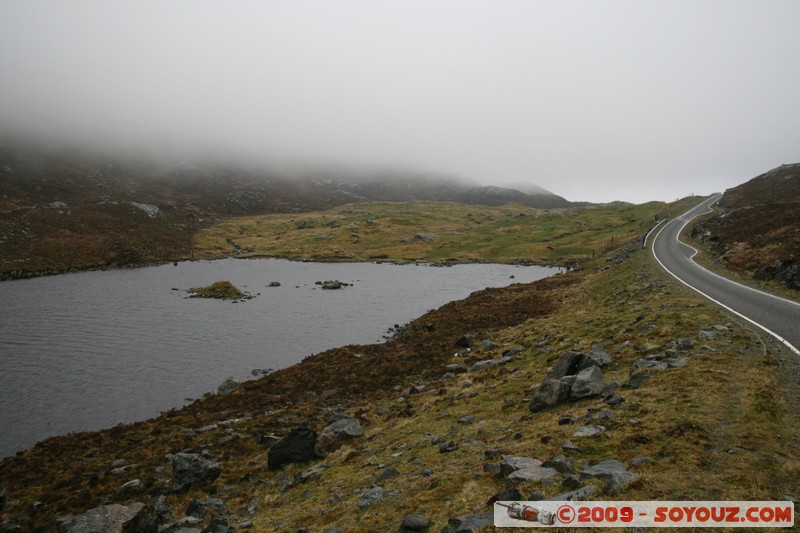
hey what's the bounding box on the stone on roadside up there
[171,453,221,492]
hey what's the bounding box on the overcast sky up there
[1,1,798,203]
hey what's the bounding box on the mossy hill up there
[2,196,798,532]
[189,281,244,299]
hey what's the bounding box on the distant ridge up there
[0,141,572,277]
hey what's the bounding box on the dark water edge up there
[0,258,556,458]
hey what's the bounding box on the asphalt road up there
[650,195,800,355]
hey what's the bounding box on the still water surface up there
[0,258,555,458]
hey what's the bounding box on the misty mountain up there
[0,141,572,277]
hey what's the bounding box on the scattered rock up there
[605,394,625,406]
[541,455,575,475]
[217,377,241,396]
[439,441,458,453]
[153,495,171,522]
[56,502,157,533]
[626,371,650,389]
[561,475,581,489]
[558,414,574,425]
[171,453,221,492]
[546,351,584,380]
[580,459,639,492]
[201,515,231,533]
[529,377,573,412]
[562,439,583,453]
[445,512,493,533]
[358,487,384,508]
[571,366,605,399]
[573,425,606,438]
[628,456,653,468]
[296,464,327,482]
[267,427,320,470]
[666,357,688,368]
[577,344,612,370]
[487,487,522,505]
[470,359,497,372]
[507,467,558,484]
[374,467,400,486]
[321,280,345,290]
[698,330,718,340]
[455,335,473,348]
[458,416,476,425]
[631,358,668,373]
[483,463,502,475]
[546,485,596,501]
[400,514,430,531]
[317,416,363,452]
[116,479,143,497]
[267,282,281,287]
[500,455,543,475]
[186,498,228,519]
[445,363,468,374]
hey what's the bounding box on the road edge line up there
[651,209,800,356]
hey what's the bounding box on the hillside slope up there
[0,142,571,278]
[1,222,798,531]
[691,163,800,291]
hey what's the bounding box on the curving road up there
[649,195,800,355]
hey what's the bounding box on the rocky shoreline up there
[2,236,799,531]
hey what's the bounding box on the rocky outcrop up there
[267,427,320,470]
[57,502,156,533]
[580,459,640,492]
[529,347,610,412]
[171,453,221,492]
[317,415,363,452]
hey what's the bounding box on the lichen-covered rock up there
[317,416,363,452]
[570,366,605,399]
[171,453,221,492]
[57,502,156,533]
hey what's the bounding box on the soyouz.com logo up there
[494,501,795,528]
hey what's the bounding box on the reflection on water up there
[0,258,554,457]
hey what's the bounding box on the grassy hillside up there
[194,199,702,266]
[2,199,797,531]
[689,163,800,297]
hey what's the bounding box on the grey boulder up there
[171,453,221,492]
